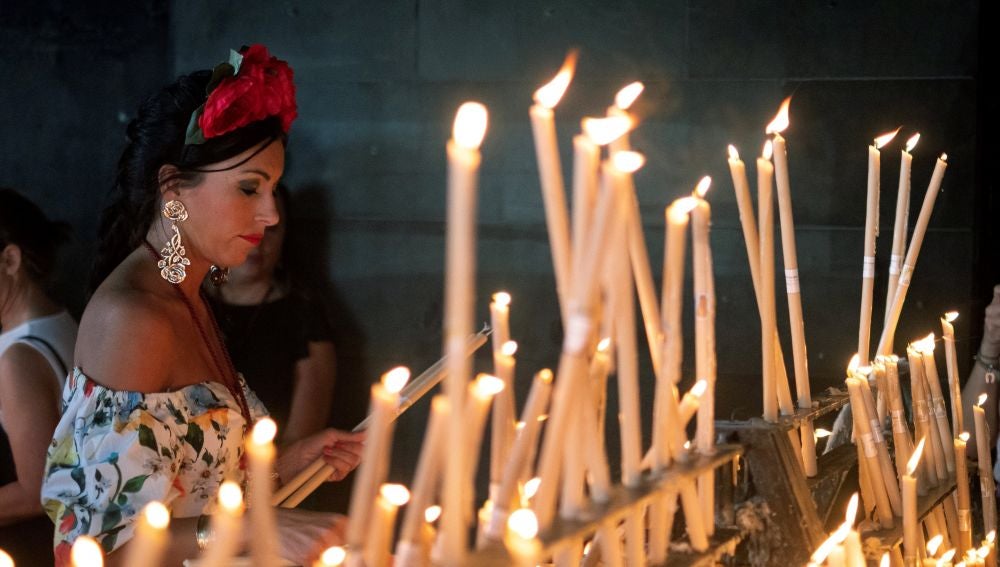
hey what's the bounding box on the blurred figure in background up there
[0,188,77,564]
[207,184,336,445]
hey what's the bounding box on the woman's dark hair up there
[89,70,286,294]
[0,188,72,282]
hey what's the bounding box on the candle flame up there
[583,541,593,556]
[907,437,926,475]
[939,549,957,565]
[143,501,170,530]
[694,176,712,197]
[728,144,740,161]
[978,545,990,559]
[537,414,549,422]
[508,508,539,539]
[533,50,578,109]
[612,150,646,173]
[691,379,708,398]
[815,428,832,439]
[847,353,861,376]
[810,530,845,565]
[765,97,791,134]
[987,530,996,544]
[684,441,691,450]
[538,369,554,383]
[453,102,488,150]
[941,153,948,162]
[502,340,518,357]
[382,366,411,394]
[582,116,632,146]
[71,536,103,567]
[763,140,774,161]
[318,546,348,566]
[597,338,611,352]
[927,534,944,556]
[880,552,890,567]
[944,311,959,323]
[614,81,644,110]
[515,421,526,431]
[845,492,859,525]
[978,393,988,407]
[474,374,505,397]
[251,417,277,446]
[874,127,901,150]
[523,477,542,499]
[907,133,921,153]
[492,291,511,308]
[960,431,970,442]
[425,505,442,523]
[218,480,243,511]
[380,483,411,507]
[668,197,699,222]
[914,332,936,353]
[0,551,11,567]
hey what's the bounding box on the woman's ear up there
[157,164,182,199]
[0,243,22,277]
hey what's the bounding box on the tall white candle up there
[942,312,963,436]
[442,102,488,565]
[123,501,169,567]
[904,439,927,565]
[199,482,244,567]
[531,52,576,318]
[71,536,104,567]
[767,97,816,476]
[247,418,279,566]
[877,153,949,355]
[886,133,919,330]
[758,143,778,422]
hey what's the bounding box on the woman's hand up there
[277,428,365,483]
[274,508,347,565]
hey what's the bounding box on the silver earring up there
[159,200,191,284]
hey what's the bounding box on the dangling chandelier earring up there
[159,200,191,284]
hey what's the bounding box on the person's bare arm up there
[0,344,63,526]
[962,284,1000,457]
[283,341,336,444]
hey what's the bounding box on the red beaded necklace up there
[143,241,253,424]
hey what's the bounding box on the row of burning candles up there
[802,323,997,567]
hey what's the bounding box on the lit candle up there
[955,432,973,555]
[246,418,280,565]
[973,395,998,536]
[490,338,518,497]
[504,509,542,567]
[843,494,866,567]
[71,536,103,567]
[905,439,928,566]
[313,546,347,567]
[346,367,410,563]
[123,501,170,567]
[917,334,957,473]
[859,128,899,363]
[886,133,919,331]
[397,396,450,564]
[490,292,511,351]
[465,374,506,481]
[0,550,11,567]
[442,99,488,566]
[366,484,410,567]
[758,141,779,422]
[767,97,817,476]
[531,52,577,316]
[199,481,244,567]
[846,376,895,527]
[941,312,963,437]
[877,152,949,355]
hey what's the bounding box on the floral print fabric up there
[41,368,266,565]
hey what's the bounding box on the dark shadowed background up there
[1,0,996,511]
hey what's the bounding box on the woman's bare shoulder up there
[76,280,178,392]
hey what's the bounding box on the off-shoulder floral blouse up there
[41,368,267,565]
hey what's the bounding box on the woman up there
[40,45,363,566]
[0,188,77,564]
[207,185,336,445]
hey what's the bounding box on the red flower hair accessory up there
[184,44,297,145]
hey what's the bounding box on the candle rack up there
[471,444,744,566]
[860,478,957,558]
[715,388,851,566]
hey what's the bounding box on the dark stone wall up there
[3,1,994,510]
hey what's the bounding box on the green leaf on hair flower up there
[229,49,243,74]
[184,105,206,146]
